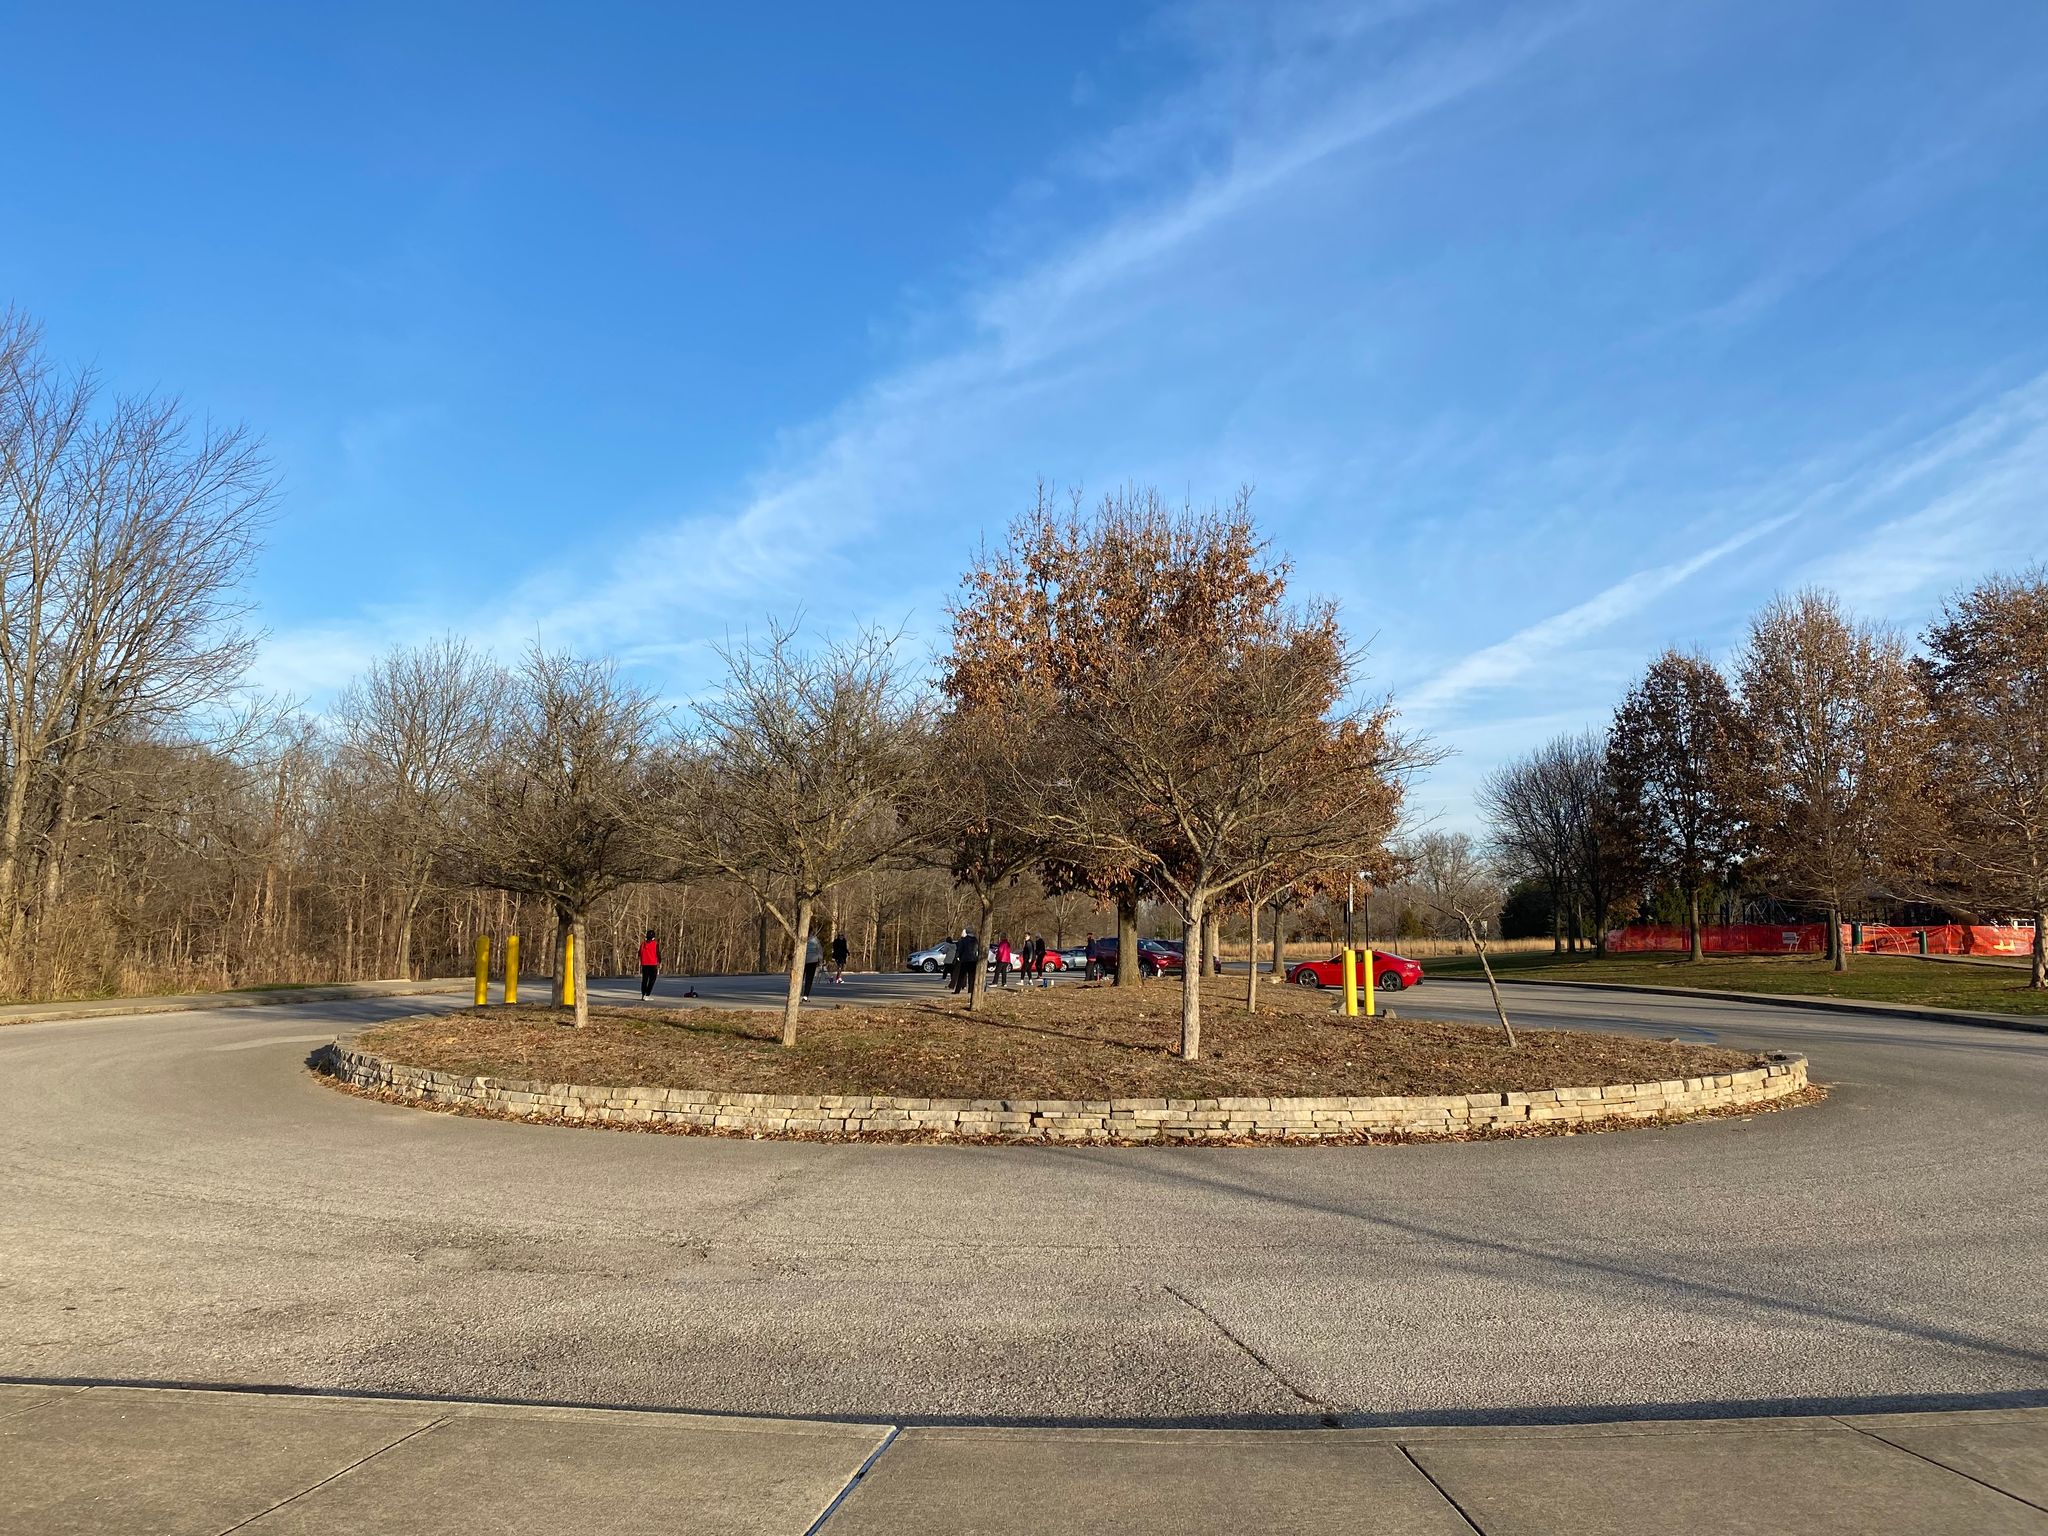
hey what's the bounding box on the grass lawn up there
[1426,950,2048,1016]
[355,977,1762,1101]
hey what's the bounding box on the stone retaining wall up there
[315,1041,1808,1142]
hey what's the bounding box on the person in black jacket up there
[950,929,979,994]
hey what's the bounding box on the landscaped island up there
[323,979,1811,1142]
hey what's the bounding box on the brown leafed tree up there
[1733,591,1934,970]
[674,622,930,1044]
[1919,569,2048,988]
[911,704,1053,1012]
[954,485,1417,1058]
[1605,649,1746,962]
[461,648,674,1027]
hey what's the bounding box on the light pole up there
[1345,877,1356,948]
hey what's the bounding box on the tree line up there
[1,312,1423,1054]
[1480,582,2048,987]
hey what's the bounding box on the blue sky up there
[5,0,2046,828]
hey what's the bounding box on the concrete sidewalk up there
[4,1385,2044,1535]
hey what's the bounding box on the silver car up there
[907,940,956,974]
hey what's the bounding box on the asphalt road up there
[3,973,2045,1428]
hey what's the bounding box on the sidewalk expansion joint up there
[805,1423,902,1534]
[1833,1415,2048,1516]
[1396,1445,1487,1535]
[213,1413,450,1534]
[1162,1284,1344,1420]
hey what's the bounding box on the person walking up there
[950,929,978,994]
[831,931,849,984]
[1024,933,1043,981]
[993,936,1013,988]
[802,931,823,998]
[639,930,661,999]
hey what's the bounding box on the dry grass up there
[1214,936,1558,961]
[356,978,1761,1102]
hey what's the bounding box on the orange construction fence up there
[1603,923,2037,956]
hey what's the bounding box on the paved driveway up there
[2,975,2044,1426]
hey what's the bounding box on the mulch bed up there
[353,977,1764,1102]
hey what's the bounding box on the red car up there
[1286,951,1423,992]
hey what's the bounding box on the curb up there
[0,977,471,1027]
[313,1038,1809,1144]
[1432,975,2048,1036]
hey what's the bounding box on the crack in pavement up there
[1161,1284,1345,1421]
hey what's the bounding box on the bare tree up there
[1605,650,1746,962]
[1734,591,1933,971]
[0,309,272,991]
[1408,831,1516,1046]
[1480,736,1588,954]
[1920,569,2048,988]
[330,638,504,978]
[674,622,930,1045]
[462,648,673,1027]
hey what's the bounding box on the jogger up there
[639,930,660,998]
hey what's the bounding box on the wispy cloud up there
[1403,367,2048,727]
[1403,513,1793,718]
[253,0,1579,700]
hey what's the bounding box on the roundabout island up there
[317,980,1812,1142]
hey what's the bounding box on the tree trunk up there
[1464,916,1517,1047]
[1245,899,1262,1012]
[572,912,590,1029]
[969,889,994,1012]
[781,897,813,1046]
[0,767,31,992]
[1831,902,1848,973]
[1116,893,1139,987]
[756,906,770,974]
[1180,898,1205,1060]
[1271,904,1288,981]
[2032,910,2045,991]
[1203,909,1222,975]
[1687,890,1704,963]
[1551,878,1564,955]
[552,913,570,1007]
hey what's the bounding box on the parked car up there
[1285,950,1424,992]
[907,940,955,973]
[1056,945,1089,971]
[1083,936,1172,979]
[1138,938,1184,974]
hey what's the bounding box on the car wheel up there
[921,958,939,973]
[1295,970,1321,988]
[1377,972,1403,992]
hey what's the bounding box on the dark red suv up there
[1084,937,1180,979]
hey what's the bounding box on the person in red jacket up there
[639,930,660,999]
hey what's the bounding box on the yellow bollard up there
[1363,947,1376,1018]
[504,934,519,1005]
[473,935,490,1007]
[1342,947,1359,1017]
[563,931,576,1007]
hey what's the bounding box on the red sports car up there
[1286,951,1424,992]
